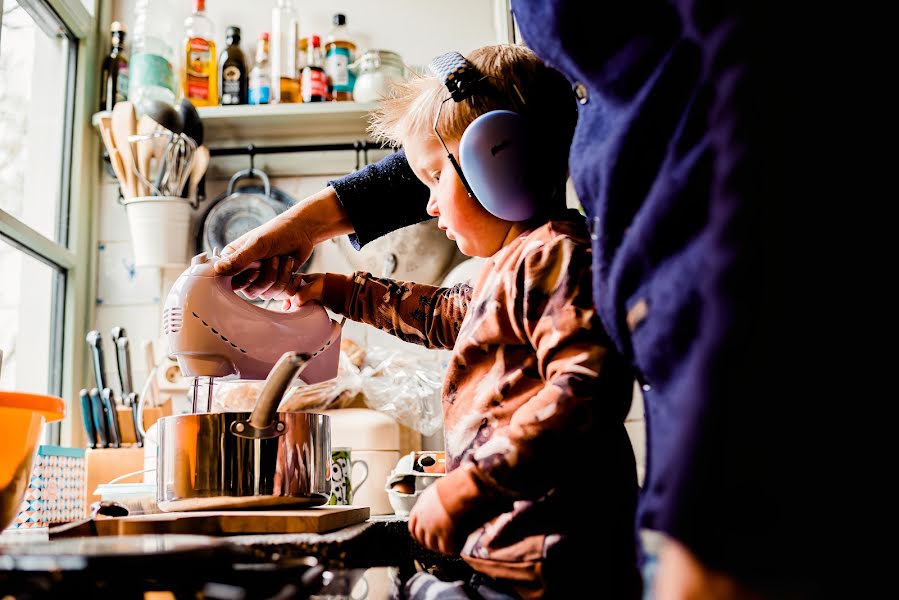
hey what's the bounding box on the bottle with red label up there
[301,35,328,102]
[182,0,217,107]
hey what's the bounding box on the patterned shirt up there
[321,214,638,596]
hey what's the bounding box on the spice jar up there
[350,50,407,103]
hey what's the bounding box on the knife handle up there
[116,336,134,397]
[129,392,143,447]
[102,388,121,448]
[89,387,109,448]
[79,389,97,449]
[86,330,107,391]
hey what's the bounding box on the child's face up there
[404,134,513,258]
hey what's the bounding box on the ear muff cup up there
[459,110,537,222]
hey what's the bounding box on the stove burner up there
[0,535,329,599]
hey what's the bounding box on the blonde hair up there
[369,45,576,200]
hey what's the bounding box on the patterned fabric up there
[322,215,639,597]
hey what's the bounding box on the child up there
[276,45,639,598]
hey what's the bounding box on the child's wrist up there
[321,273,353,312]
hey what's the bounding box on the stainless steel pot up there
[156,352,331,512]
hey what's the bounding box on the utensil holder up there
[122,195,192,268]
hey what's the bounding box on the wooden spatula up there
[136,114,159,197]
[98,116,129,194]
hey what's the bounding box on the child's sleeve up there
[434,236,634,522]
[320,271,472,350]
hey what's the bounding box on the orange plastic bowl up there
[0,392,65,530]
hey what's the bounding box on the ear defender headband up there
[428,51,538,222]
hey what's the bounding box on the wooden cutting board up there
[94,506,369,537]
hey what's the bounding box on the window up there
[0,237,65,394]
[1,0,93,442]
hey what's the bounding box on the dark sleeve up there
[328,150,431,249]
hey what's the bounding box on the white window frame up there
[0,0,99,445]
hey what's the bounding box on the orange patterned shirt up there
[322,213,637,595]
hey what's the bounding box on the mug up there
[329,447,369,505]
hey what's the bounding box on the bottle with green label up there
[325,13,356,101]
[128,0,176,107]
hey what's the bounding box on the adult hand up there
[214,186,353,277]
[408,484,459,555]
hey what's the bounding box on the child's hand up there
[408,484,459,555]
[282,273,325,310]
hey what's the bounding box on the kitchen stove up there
[0,534,370,599]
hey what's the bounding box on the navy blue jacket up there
[332,1,821,593]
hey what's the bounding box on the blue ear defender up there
[428,51,539,222]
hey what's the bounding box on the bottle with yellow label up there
[182,0,217,107]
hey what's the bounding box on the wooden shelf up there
[91,102,388,177]
[93,101,379,146]
[196,102,379,144]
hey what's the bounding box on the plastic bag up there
[358,346,444,436]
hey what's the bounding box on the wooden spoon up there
[186,145,210,201]
[111,102,138,198]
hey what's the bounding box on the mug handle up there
[351,459,369,491]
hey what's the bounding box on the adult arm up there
[215,151,430,295]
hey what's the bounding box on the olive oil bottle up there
[182,0,217,107]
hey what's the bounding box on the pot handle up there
[227,167,272,198]
[230,351,311,439]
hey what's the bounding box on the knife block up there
[84,447,146,515]
[115,396,172,445]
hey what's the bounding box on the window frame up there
[0,0,98,445]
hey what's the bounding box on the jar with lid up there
[350,50,407,103]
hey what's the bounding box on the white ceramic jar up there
[351,50,407,103]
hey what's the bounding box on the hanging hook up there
[353,140,361,171]
[362,141,369,167]
[247,143,256,171]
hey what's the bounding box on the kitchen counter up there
[0,516,473,599]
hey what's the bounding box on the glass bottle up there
[249,33,271,105]
[325,13,356,102]
[100,22,129,112]
[296,36,308,98]
[271,0,299,103]
[301,35,327,103]
[182,0,218,107]
[219,26,248,105]
[129,0,177,107]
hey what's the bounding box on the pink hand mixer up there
[163,251,342,410]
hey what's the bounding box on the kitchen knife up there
[85,330,108,392]
[115,335,134,397]
[128,392,143,447]
[79,388,97,449]
[88,387,109,448]
[110,327,127,397]
[102,388,121,448]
